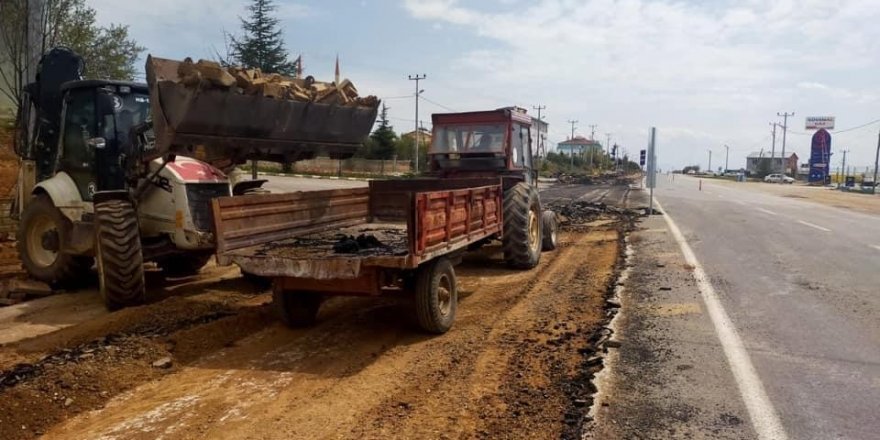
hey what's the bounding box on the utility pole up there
[840,149,849,188]
[707,149,712,173]
[723,144,730,172]
[770,122,778,173]
[408,74,426,173]
[873,130,880,194]
[588,124,597,140]
[532,105,545,121]
[778,111,794,177]
[567,120,578,140]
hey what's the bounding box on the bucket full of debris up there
[145,56,380,166]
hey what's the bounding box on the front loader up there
[14,47,378,309]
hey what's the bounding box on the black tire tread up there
[414,257,457,334]
[541,210,558,251]
[95,200,145,310]
[502,183,542,269]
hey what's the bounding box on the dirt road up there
[0,183,641,440]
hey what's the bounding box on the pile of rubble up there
[549,200,652,226]
[175,58,379,107]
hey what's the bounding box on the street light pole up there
[408,74,426,173]
[707,149,712,173]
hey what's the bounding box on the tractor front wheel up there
[502,183,542,269]
[95,199,146,310]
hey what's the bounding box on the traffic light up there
[639,149,646,166]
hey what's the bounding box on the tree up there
[368,104,397,160]
[229,0,296,75]
[0,0,144,111]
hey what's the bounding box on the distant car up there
[764,173,795,184]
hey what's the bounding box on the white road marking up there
[871,245,880,251]
[716,194,725,199]
[797,220,831,232]
[757,208,778,216]
[655,199,789,440]
[734,200,747,206]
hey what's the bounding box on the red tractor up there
[429,106,557,268]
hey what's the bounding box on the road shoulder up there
[584,214,753,439]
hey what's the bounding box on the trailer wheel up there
[17,195,92,287]
[414,257,457,334]
[157,252,213,277]
[502,182,542,269]
[95,199,146,310]
[541,210,558,251]
[273,288,323,328]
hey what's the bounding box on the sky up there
[87,0,880,172]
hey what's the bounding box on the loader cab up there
[429,108,536,185]
[57,80,151,200]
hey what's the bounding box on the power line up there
[419,95,457,112]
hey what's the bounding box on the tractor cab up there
[429,107,536,185]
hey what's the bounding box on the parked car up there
[764,173,795,184]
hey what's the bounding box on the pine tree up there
[229,0,295,75]
[369,104,397,160]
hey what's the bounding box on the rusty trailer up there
[212,178,503,333]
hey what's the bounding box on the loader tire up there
[541,210,558,251]
[502,183,542,269]
[95,199,145,310]
[17,195,92,287]
[157,252,213,277]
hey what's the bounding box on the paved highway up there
[648,175,880,439]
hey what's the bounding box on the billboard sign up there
[805,116,835,130]
[808,129,832,184]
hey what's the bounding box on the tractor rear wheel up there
[94,199,145,310]
[17,195,92,287]
[157,252,213,277]
[502,182,542,269]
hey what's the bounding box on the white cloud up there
[402,0,880,169]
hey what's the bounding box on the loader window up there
[432,124,505,154]
[60,89,97,172]
[102,93,150,154]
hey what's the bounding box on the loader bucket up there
[144,55,379,165]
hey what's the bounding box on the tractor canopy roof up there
[432,107,532,126]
